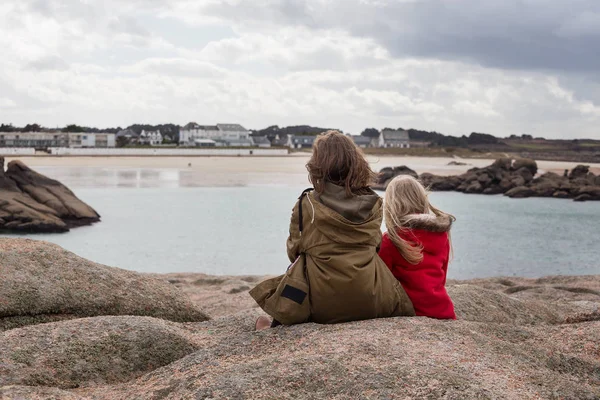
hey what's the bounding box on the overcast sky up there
[1,0,599,138]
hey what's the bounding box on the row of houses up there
[179,124,411,149]
[0,126,411,150]
[0,132,116,148]
[178,123,254,147]
[116,129,167,146]
[0,129,178,148]
[253,128,411,149]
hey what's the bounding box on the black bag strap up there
[298,188,314,233]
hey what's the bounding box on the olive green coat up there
[252,183,415,324]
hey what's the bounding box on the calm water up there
[2,166,599,279]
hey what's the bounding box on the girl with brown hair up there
[252,131,415,329]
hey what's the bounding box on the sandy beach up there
[5,155,599,188]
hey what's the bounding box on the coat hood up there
[309,182,382,246]
[401,213,453,233]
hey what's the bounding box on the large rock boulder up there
[573,185,600,201]
[0,159,68,232]
[514,166,535,183]
[419,173,462,191]
[569,165,590,179]
[0,239,209,331]
[505,186,535,198]
[529,181,559,197]
[0,158,99,232]
[491,157,513,170]
[0,316,199,389]
[5,160,100,226]
[373,166,418,190]
[512,158,538,176]
[464,180,483,194]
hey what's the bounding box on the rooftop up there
[381,129,409,141]
[182,123,219,131]
[217,124,248,132]
[351,135,373,145]
[252,136,270,145]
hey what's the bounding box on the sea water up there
[2,166,599,279]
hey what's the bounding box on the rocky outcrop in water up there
[0,157,100,232]
[375,157,600,201]
[0,238,598,399]
[377,165,418,184]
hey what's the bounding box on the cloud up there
[198,27,388,71]
[26,55,69,71]
[177,0,600,73]
[0,98,17,108]
[120,58,226,78]
[555,11,600,38]
[0,0,599,139]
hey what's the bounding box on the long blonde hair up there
[384,175,455,264]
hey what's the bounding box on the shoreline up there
[6,154,600,176]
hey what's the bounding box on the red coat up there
[378,229,456,319]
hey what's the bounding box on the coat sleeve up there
[377,233,396,275]
[286,199,302,263]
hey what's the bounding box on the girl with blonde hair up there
[378,175,457,319]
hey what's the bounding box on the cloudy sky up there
[1,0,599,138]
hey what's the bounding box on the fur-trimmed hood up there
[400,213,454,233]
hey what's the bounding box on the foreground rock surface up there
[375,157,600,201]
[1,240,598,399]
[77,318,599,399]
[0,239,209,331]
[0,316,200,389]
[0,157,99,232]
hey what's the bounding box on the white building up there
[0,132,68,148]
[0,132,115,148]
[378,129,410,148]
[68,133,94,148]
[94,133,116,148]
[68,132,116,148]
[179,123,253,147]
[139,130,163,146]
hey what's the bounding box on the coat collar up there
[401,213,453,232]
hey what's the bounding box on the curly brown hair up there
[306,130,376,195]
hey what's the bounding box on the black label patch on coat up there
[281,285,307,305]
